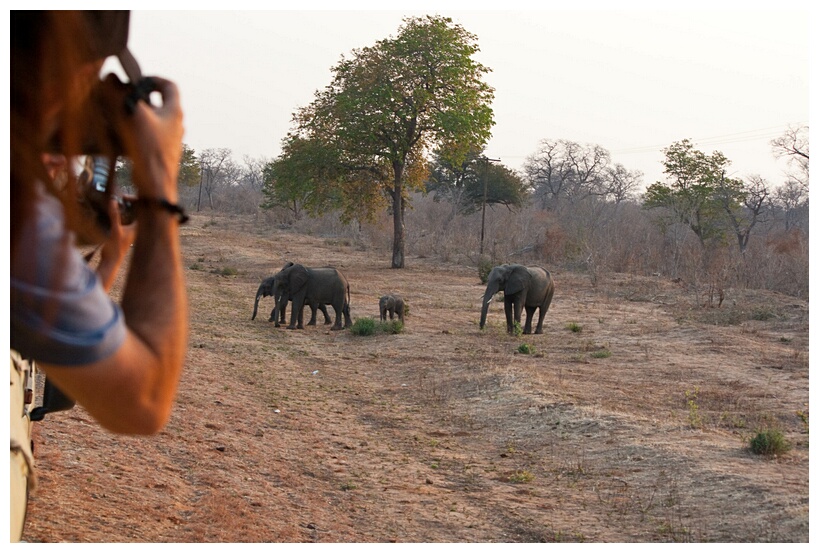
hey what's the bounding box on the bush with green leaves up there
[517,343,534,354]
[382,320,404,334]
[478,257,494,284]
[749,428,791,455]
[350,317,377,336]
[350,317,404,336]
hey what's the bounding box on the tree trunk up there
[391,170,405,269]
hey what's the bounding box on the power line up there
[610,123,807,156]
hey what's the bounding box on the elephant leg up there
[513,300,524,328]
[343,303,352,328]
[288,299,305,329]
[534,308,546,334]
[504,298,515,333]
[272,300,286,327]
[330,305,344,331]
[320,304,332,325]
[523,306,536,334]
[306,303,318,326]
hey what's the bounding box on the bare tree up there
[198,148,237,211]
[605,163,642,204]
[773,178,809,231]
[240,155,269,193]
[771,124,809,189]
[523,139,614,208]
[716,174,770,254]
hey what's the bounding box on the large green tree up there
[261,137,343,221]
[643,139,744,248]
[285,15,495,268]
[426,147,527,219]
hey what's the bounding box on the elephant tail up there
[543,274,555,313]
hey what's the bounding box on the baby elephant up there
[379,294,405,323]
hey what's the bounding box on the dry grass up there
[23,212,809,543]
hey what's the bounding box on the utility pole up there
[480,156,501,256]
[196,162,204,212]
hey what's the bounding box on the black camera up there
[77,155,137,232]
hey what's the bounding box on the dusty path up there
[24,213,809,542]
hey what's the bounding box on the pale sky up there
[114,3,810,188]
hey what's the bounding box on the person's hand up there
[97,196,137,292]
[107,75,184,203]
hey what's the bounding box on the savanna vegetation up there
[26,15,807,544]
[116,17,808,303]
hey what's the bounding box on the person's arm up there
[40,78,187,435]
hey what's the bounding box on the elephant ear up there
[262,277,275,296]
[289,264,309,292]
[505,266,527,296]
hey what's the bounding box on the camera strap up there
[117,48,157,115]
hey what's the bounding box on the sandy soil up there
[23,212,809,543]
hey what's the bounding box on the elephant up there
[251,274,331,325]
[271,263,352,330]
[379,294,405,323]
[479,264,555,335]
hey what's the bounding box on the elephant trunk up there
[479,284,498,329]
[252,287,263,320]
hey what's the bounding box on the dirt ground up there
[23,212,809,543]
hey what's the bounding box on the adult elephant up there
[251,275,330,325]
[271,263,352,330]
[479,264,555,335]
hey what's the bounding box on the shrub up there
[749,428,791,455]
[478,256,494,284]
[517,343,534,355]
[566,322,583,333]
[590,349,611,359]
[508,470,535,483]
[381,320,404,334]
[350,317,404,336]
[350,317,377,336]
[216,266,238,276]
[750,307,777,321]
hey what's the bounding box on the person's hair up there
[10,11,98,258]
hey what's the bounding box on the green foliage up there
[685,388,702,429]
[382,319,404,335]
[478,257,493,284]
[286,15,495,265]
[512,321,523,337]
[566,322,583,333]
[214,266,238,277]
[350,317,378,336]
[643,139,745,248]
[260,136,345,221]
[517,343,534,355]
[177,143,201,188]
[426,147,527,216]
[749,428,790,456]
[508,470,535,483]
[590,349,611,359]
[350,317,405,336]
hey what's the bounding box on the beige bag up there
[10,350,37,543]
